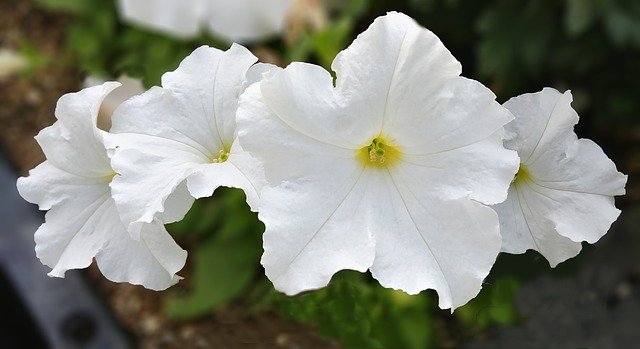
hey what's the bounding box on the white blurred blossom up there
[0,48,27,79]
[117,0,294,42]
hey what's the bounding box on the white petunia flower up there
[106,45,269,240]
[236,12,520,310]
[17,82,187,290]
[117,0,294,43]
[493,88,627,266]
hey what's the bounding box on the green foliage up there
[286,0,369,70]
[256,271,435,349]
[36,0,370,86]
[403,0,640,131]
[17,42,50,76]
[35,0,95,15]
[456,277,520,333]
[37,0,226,87]
[476,1,558,82]
[165,189,263,320]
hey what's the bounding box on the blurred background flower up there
[117,0,294,43]
[1,0,639,348]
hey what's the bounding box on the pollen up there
[357,136,402,169]
[211,149,230,163]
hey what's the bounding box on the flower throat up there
[357,136,402,169]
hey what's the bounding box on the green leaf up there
[165,231,261,320]
[165,189,264,320]
[604,7,640,47]
[263,272,435,349]
[34,0,95,14]
[565,0,598,36]
[311,18,354,69]
[456,276,520,332]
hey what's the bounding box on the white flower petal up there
[494,185,583,267]
[34,187,186,290]
[33,185,112,276]
[117,0,203,39]
[246,62,281,86]
[36,82,121,177]
[503,88,578,164]
[521,180,621,245]
[158,181,195,224]
[17,162,109,211]
[96,218,187,291]
[110,87,214,157]
[238,82,356,186]
[399,132,517,205]
[161,44,258,148]
[238,83,375,294]
[259,167,374,296]
[395,77,514,153]
[528,138,627,197]
[332,12,462,139]
[369,169,502,309]
[260,62,364,149]
[107,131,201,237]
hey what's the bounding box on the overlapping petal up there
[17,83,187,289]
[493,184,583,267]
[107,45,265,238]
[238,12,518,309]
[495,88,627,265]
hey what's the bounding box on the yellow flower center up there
[211,149,229,163]
[104,170,117,183]
[512,164,530,184]
[356,136,402,169]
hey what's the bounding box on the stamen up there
[211,149,230,163]
[357,136,401,169]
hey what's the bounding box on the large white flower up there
[237,12,520,310]
[16,82,187,290]
[117,0,294,43]
[106,45,268,240]
[493,88,627,266]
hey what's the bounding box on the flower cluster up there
[18,12,626,310]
